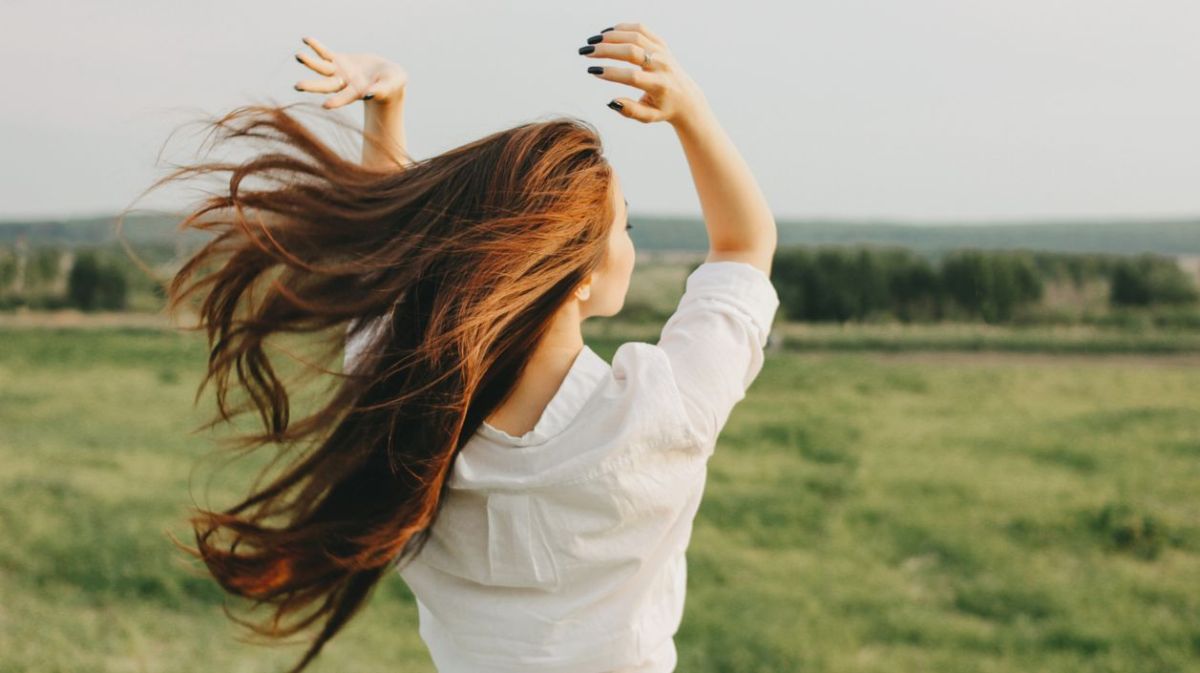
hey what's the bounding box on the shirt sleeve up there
[655,260,781,454]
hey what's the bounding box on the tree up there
[67,250,128,311]
[1110,255,1198,306]
[941,250,1043,323]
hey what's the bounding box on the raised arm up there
[292,35,412,372]
[362,93,411,170]
[671,107,776,275]
[293,36,413,171]
[582,22,781,451]
[581,22,777,275]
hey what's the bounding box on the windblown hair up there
[143,100,614,671]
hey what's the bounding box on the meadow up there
[1,327,1198,672]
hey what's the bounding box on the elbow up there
[704,246,777,280]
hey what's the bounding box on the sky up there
[4,0,1200,222]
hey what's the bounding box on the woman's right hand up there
[579,22,711,129]
[294,36,409,109]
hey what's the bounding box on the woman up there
[164,22,778,673]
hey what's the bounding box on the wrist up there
[671,102,716,137]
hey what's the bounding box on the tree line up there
[0,242,173,311]
[2,241,1197,322]
[768,246,1198,324]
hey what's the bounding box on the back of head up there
[141,100,615,673]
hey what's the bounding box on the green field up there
[1,328,1198,672]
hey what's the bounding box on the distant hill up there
[633,215,1200,257]
[0,212,209,248]
[3,212,1199,257]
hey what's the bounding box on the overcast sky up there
[4,0,1200,222]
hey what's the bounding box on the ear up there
[574,283,591,301]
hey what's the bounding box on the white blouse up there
[344,260,781,673]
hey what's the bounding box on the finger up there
[322,85,363,109]
[295,51,335,76]
[580,42,649,68]
[607,97,663,124]
[301,36,336,62]
[588,65,665,96]
[592,29,659,53]
[295,75,346,94]
[613,22,666,45]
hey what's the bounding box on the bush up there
[67,250,128,311]
[1110,254,1198,307]
[774,246,944,323]
[1030,251,1121,288]
[774,246,1052,324]
[936,250,1043,323]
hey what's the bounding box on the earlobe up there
[576,284,591,301]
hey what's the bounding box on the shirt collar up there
[476,343,609,447]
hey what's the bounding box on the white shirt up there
[344,260,780,673]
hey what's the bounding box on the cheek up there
[601,229,635,287]
[619,230,638,265]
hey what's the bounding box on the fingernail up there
[588,66,604,75]
[601,26,615,33]
[294,84,302,91]
[363,93,375,100]
[607,99,623,111]
[587,34,603,44]
[295,55,303,64]
[578,45,595,55]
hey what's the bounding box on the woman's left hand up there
[293,36,408,109]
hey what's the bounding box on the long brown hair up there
[143,100,614,671]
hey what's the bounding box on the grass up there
[7,308,1200,355]
[1,329,1198,672]
[590,320,1200,355]
[771,322,1200,354]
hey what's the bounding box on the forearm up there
[672,106,777,259]
[362,93,411,170]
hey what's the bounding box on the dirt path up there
[842,350,1200,368]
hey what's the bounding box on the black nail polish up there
[294,84,302,91]
[601,26,615,33]
[587,34,603,44]
[607,99,623,111]
[295,55,303,64]
[363,93,375,100]
[587,66,604,75]
[578,45,595,55]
